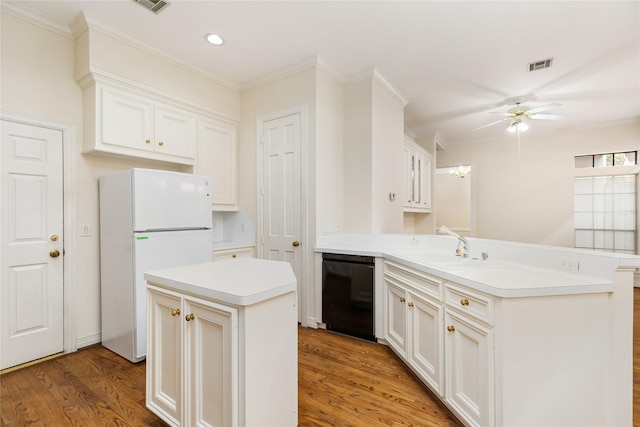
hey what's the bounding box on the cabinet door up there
[408,291,443,395]
[147,287,183,427]
[403,144,413,208]
[102,87,153,152]
[197,119,238,210]
[183,297,238,427]
[384,280,407,358]
[419,152,432,209]
[155,104,197,159]
[444,310,493,427]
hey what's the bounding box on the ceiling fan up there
[476,102,564,133]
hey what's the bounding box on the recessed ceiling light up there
[204,33,224,46]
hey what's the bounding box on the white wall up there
[436,123,640,247]
[343,79,374,232]
[343,74,405,234]
[371,79,405,233]
[315,69,344,236]
[1,11,239,347]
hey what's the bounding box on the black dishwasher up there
[322,253,375,341]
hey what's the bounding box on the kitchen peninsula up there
[144,259,298,427]
[315,233,638,427]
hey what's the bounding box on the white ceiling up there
[5,0,640,146]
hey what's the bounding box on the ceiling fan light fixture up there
[507,119,528,133]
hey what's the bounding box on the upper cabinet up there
[404,136,432,212]
[100,86,197,162]
[78,71,238,171]
[196,118,238,211]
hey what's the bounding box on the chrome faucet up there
[438,225,470,258]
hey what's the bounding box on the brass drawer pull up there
[460,299,469,306]
[185,313,195,321]
[447,325,455,332]
[171,308,180,317]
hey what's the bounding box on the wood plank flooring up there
[2,288,640,426]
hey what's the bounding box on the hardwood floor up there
[2,289,640,426]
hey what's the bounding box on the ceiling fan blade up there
[525,103,562,115]
[530,113,565,120]
[489,111,516,116]
[474,117,510,130]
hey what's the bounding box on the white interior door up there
[1,120,64,370]
[261,112,303,319]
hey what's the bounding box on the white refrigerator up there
[99,168,213,363]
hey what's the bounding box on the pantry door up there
[260,109,304,321]
[1,120,64,370]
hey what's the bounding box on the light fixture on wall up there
[450,165,471,179]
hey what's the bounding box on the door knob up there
[292,241,300,247]
[50,249,60,258]
[50,234,58,241]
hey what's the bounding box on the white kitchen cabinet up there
[213,246,255,261]
[384,261,443,395]
[197,118,238,211]
[404,137,432,212]
[145,260,298,427]
[384,280,408,358]
[92,85,197,164]
[147,285,237,427]
[444,308,493,427]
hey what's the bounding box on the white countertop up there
[315,234,627,298]
[145,259,296,305]
[384,250,612,298]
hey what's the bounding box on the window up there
[575,151,637,168]
[574,175,636,254]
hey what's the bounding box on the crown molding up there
[345,68,408,107]
[240,55,344,93]
[1,1,73,38]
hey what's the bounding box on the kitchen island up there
[144,259,297,427]
[315,233,639,427]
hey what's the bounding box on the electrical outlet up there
[560,258,580,272]
[410,237,419,244]
[81,224,91,237]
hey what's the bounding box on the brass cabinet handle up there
[292,241,300,247]
[232,254,237,258]
[460,299,469,306]
[171,309,180,317]
[145,139,151,144]
[158,141,164,146]
[447,325,455,332]
[50,249,60,258]
[185,313,194,321]
[399,297,406,303]
[408,302,414,308]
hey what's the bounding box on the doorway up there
[0,115,76,370]
[435,166,472,237]
[258,107,306,323]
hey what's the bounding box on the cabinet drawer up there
[213,246,255,261]
[444,283,494,325]
[384,260,442,301]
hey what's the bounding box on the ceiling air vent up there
[134,0,170,14]
[528,58,553,72]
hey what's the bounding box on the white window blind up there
[574,175,636,254]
